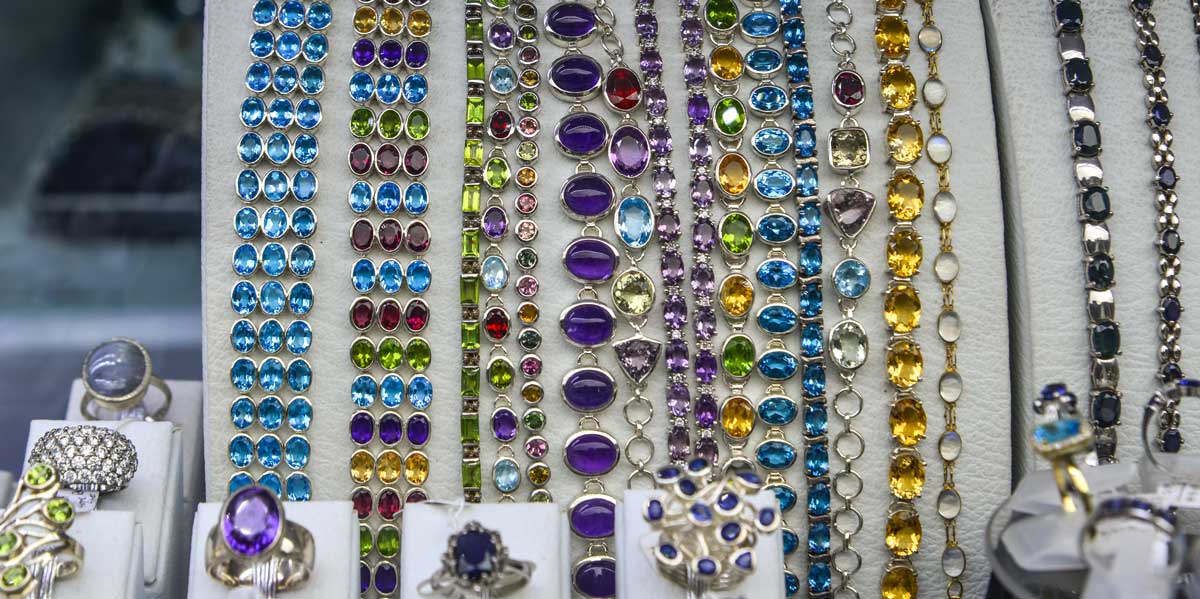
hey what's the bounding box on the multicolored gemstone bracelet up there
[229,0,328,503]
[1128,0,1184,452]
[461,0,485,504]
[1051,0,1122,463]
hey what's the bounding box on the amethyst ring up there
[417,521,534,599]
[205,485,313,599]
[79,338,172,422]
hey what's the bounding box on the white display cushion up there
[0,471,13,506]
[200,1,1010,597]
[399,502,567,599]
[187,500,357,599]
[66,378,206,505]
[617,489,783,599]
[23,420,184,597]
[54,510,145,599]
[985,2,1200,468]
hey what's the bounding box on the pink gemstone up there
[519,46,539,64]
[349,143,372,175]
[521,355,542,377]
[515,193,538,215]
[378,219,403,252]
[516,275,539,298]
[519,116,539,137]
[405,299,430,332]
[516,220,538,242]
[376,143,401,176]
[833,70,865,108]
[350,219,374,252]
[525,437,549,459]
[404,145,428,177]
[351,488,372,519]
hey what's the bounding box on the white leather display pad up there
[187,500,357,599]
[53,510,145,599]
[398,502,567,599]
[985,2,1200,471]
[65,378,206,506]
[0,471,13,506]
[199,1,1010,596]
[22,420,185,598]
[617,489,783,599]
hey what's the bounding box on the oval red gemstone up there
[350,297,375,330]
[483,306,510,340]
[376,143,401,176]
[605,66,642,111]
[349,143,372,175]
[405,299,430,332]
[351,219,374,252]
[405,488,427,503]
[377,489,401,520]
[351,488,373,519]
[489,109,514,141]
[404,145,428,177]
[378,219,403,252]
[833,70,865,108]
[378,299,402,331]
[406,221,431,253]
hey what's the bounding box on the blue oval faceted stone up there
[302,34,328,62]
[295,99,321,129]
[809,481,831,516]
[285,436,309,469]
[783,16,805,47]
[232,244,258,276]
[797,163,818,196]
[259,357,284,392]
[293,135,318,164]
[300,65,324,94]
[741,10,780,39]
[287,283,312,316]
[379,373,404,408]
[230,358,257,392]
[306,2,332,29]
[241,97,266,129]
[800,322,823,357]
[262,206,288,238]
[285,320,312,355]
[231,320,257,353]
[258,396,284,430]
[756,213,796,244]
[753,168,795,200]
[286,474,311,501]
[289,244,315,276]
[229,435,254,468]
[262,170,289,202]
[348,181,372,213]
[770,484,797,512]
[264,133,290,165]
[376,182,401,214]
[804,443,829,477]
[758,395,797,426]
[797,201,820,235]
[231,397,255,429]
[756,304,797,335]
[809,521,831,554]
[803,363,825,395]
[292,170,317,202]
[252,0,276,25]
[378,259,404,293]
[560,301,616,347]
[795,124,817,158]
[756,258,798,289]
[257,472,282,496]
[615,196,654,249]
[756,440,797,470]
[291,207,316,238]
[236,170,260,201]
[751,127,791,158]
[257,319,284,353]
[403,73,429,104]
[231,281,258,315]
[260,281,286,315]
[275,31,302,62]
[791,86,814,119]
[833,258,870,299]
[749,85,788,115]
[757,349,799,380]
[238,133,263,164]
[349,72,374,103]
[493,458,520,493]
[352,375,377,408]
[260,243,286,277]
[376,73,401,104]
[278,0,305,28]
[234,207,259,240]
[805,402,828,437]
[408,374,433,409]
[798,241,821,276]
[745,48,782,77]
[287,359,312,392]
[256,435,283,468]
[549,54,603,98]
[489,65,516,96]
[407,260,432,294]
[287,398,313,431]
[352,259,376,293]
[481,255,509,291]
[405,183,429,215]
[246,62,271,93]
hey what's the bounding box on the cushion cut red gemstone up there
[349,143,372,175]
[351,219,374,252]
[605,66,642,111]
[405,299,429,332]
[377,489,401,520]
[351,488,373,519]
[833,70,865,108]
[350,297,375,330]
[406,221,431,253]
[378,299,402,331]
[483,307,510,340]
[489,109,514,141]
[378,219,403,252]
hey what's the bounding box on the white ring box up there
[617,489,785,599]
[187,500,356,599]
[399,502,568,599]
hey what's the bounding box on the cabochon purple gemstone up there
[86,339,147,397]
[378,413,403,445]
[378,40,403,68]
[562,367,617,412]
[545,2,597,40]
[565,432,619,476]
[407,413,431,446]
[573,557,617,599]
[492,408,519,442]
[556,112,609,157]
[350,412,374,444]
[549,54,603,97]
[560,301,616,347]
[222,486,281,556]
[564,237,619,282]
[482,205,509,239]
[570,496,617,538]
[561,173,616,219]
[405,41,429,69]
[608,125,651,178]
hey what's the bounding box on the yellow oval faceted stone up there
[350,450,375,484]
[886,338,923,389]
[875,16,910,60]
[709,45,744,82]
[886,228,923,278]
[408,9,432,37]
[884,283,922,333]
[528,462,551,485]
[719,274,755,318]
[884,508,922,556]
[881,563,918,599]
[886,172,924,221]
[717,153,751,197]
[353,6,377,34]
[886,116,924,164]
[380,7,404,35]
[889,396,927,446]
[405,451,430,485]
[881,63,918,111]
[721,395,756,440]
[377,450,403,484]
[612,270,655,317]
[889,450,926,500]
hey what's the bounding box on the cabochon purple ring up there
[205,485,314,598]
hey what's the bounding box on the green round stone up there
[359,525,373,557]
[522,408,546,431]
[704,0,738,30]
[515,3,536,19]
[516,140,538,161]
[518,328,541,351]
[713,96,746,137]
[349,108,375,138]
[0,532,19,558]
[721,334,756,379]
[24,463,53,487]
[44,498,73,524]
[351,338,375,370]
[720,212,754,256]
[484,157,511,190]
[488,357,514,391]
[379,337,406,370]
[531,493,553,503]
[406,338,431,372]
[518,24,538,42]
[516,247,538,269]
[378,109,403,139]
[376,525,400,558]
[1,565,27,590]
[487,0,510,9]
[407,110,430,141]
[518,92,540,112]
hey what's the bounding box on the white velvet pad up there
[200,0,1010,596]
[985,1,1200,470]
[55,510,144,599]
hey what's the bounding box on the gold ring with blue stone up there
[79,338,172,422]
[1031,384,1095,514]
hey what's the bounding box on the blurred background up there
[0,0,204,470]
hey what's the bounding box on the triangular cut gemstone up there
[826,187,876,239]
[612,336,662,384]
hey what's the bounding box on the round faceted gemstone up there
[887,172,924,221]
[709,45,744,82]
[562,367,616,412]
[712,96,747,137]
[719,274,755,318]
[722,334,756,378]
[833,258,870,299]
[716,153,751,197]
[886,339,923,389]
[884,283,922,333]
[704,0,738,31]
[604,66,641,111]
[881,64,918,111]
[612,270,655,317]
[886,228,923,277]
[528,463,551,486]
[721,395,755,440]
[889,396,927,446]
[564,432,619,476]
[875,15,910,60]
[832,70,865,109]
[720,212,754,256]
[563,237,619,283]
[887,116,924,164]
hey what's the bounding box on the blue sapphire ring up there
[79,338,172,422]
[417,522,534,599]
[1031,384,1095,514]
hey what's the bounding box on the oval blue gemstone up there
[288,282,312,315]
[405,183,429,215]
[349,72,375,103]
[549,54,603,98]
[756,440,797,470]
[278,0,305,27]
[293,135,317,165]
[800,322,823,357]
[295,99,321,129]
[352,375,378,408]
[264,133,290,165]
[783,17,805,47]
[376,73,401,104]
[306,2,332,29]
[236,169,260,202]
[489,65,516,96]
[798,241,821,276]
[258,472,282,496]
[258,396,284,430]
[758,395,797,426]
[797,163,818,196]
[560,302,616,347]
[809,521,831,554]
[791,87,814,120]
[407,260,432,294]
[741,10,780,38]
[238,133,263,164]
[229,435,254,468]
[1033,419,1082,445]
[804,443,829,477]
[803,363,825,395]
[378,259,404,293]
[809,481,831,516]
[787,52,810,84]
[272,64,298,93]
[231,281,258,315]
[785,571,801,596]
[250,29,274,58]
[403,73,429,104]
[232,244,258,276]
[230,320,257,353]
[804,403,828,437]
[257,319,284,353]
[289,244,315,276]
[782,528,799,556]
[231,358,256,392]
[291,169,316,202]
[770,484,797,512]
[833,258,869,299]
[794,124,817,158]
[756,304,797,335]
[287,359,312,392]
[260,243,286,277]
[753,168,795,200]
[481,255,509,291]
[275,31,302,61]
[408,374,433,409]
[716,491,739,511]
[287,398,313,431]
[262,170,289,202]
[299,65,324,94]
[749,85,788,115]
[262,206,288,238]
[493,458,521,493]
[285,321,312,355]
[352,259,376,293]
[260,281,287,315]
[751,127,791,158]
[259,357,284,392]
[231,397,255,429]
[377,373,403,408]
[615,196,654,249]
[286,474,311,501]
[376,181,402,214]
[252,0,276,25]
[744,48,782,77]
[809,562,832,594]
[285,436,309,469]
[256,435,283,468]
[797,201,820,235]
[756,258,798,290]
[235,207,259,240]
[302,34,328,63]
[348,181,372,213]
[246,62,271,93]
[291,207,316,238]
[756,213,797,244]
[757,349,798,381]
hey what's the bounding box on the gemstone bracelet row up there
[461,0,486,504]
